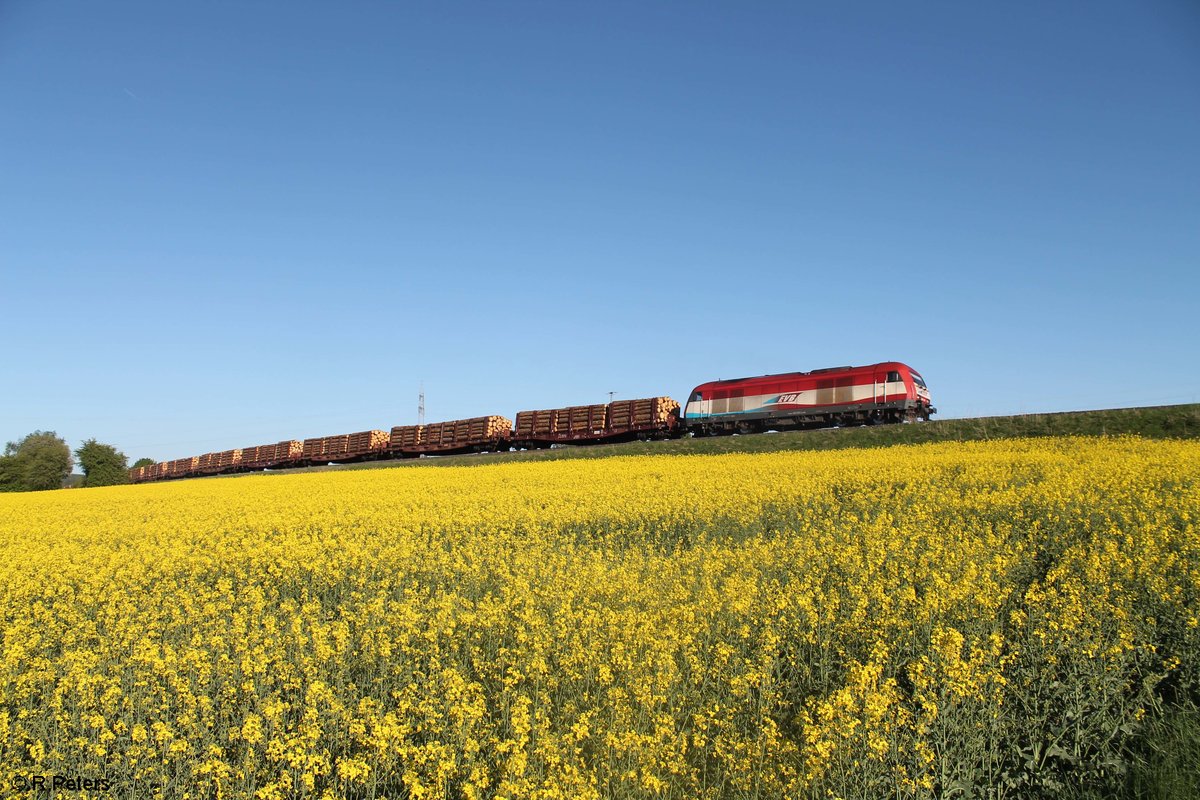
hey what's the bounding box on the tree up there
[131,457,155,469]
[0,453,19,492]
[75,440,130,487]
[2,431,73,491]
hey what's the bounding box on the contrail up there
[123,88,140,100]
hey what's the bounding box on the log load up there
[561,404,608,435]
[274,440,304,464]
[389,425,424,454]
[135,461,174,482]
[240,444,270,469]
[465,415,511,443]
[608,397,680,436]
[514,411,535,439]
[174,456,199,477]
[513,396,679,446]
[343,429,389,459]
[322,434,352,461]
[513,403,607,445]
[302,437,328,461]
[216,449,243,471]
[308,430,389,462]
[226,441,293,470]
[515,409,557,438]
[421,421,451,450]
[399,416,512,454]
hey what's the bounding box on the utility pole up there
[418,384,425,426]
[608,391,616,404]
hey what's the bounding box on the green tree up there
[75,439,130,487]
[0,453,19,492]
[2,431,73,491]
[131,457,155,469]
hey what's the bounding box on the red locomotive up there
[683,362,935,436]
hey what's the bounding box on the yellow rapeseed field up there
[0,437,1197,799]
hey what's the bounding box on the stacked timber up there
[341,429,388,459]
[469,415,511,443]
[533,410,556,436]
[275,440,303,463]
[410,416,512,452]
[562,404,608,435]
[513,396,680,445]
[513,403,602,443]
[389,425,424,453]
[240,444,267,468]
[323,434,352,461]
[244,443,287,468]
[303,437,328,461]
[514,411,535,439]
[608,397,680,434]
[198,453,221,474]
[216,449,243,471]
[515,410,556,438]
[421,421,451,450]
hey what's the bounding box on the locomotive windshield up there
[911,372,927,389]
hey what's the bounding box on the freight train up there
[129,361,935,483]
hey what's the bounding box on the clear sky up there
[2,1,1198,464]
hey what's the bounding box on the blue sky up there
[2,1,1198,463]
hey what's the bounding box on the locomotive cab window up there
[887,371,901,382]
[689,391,702,403]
